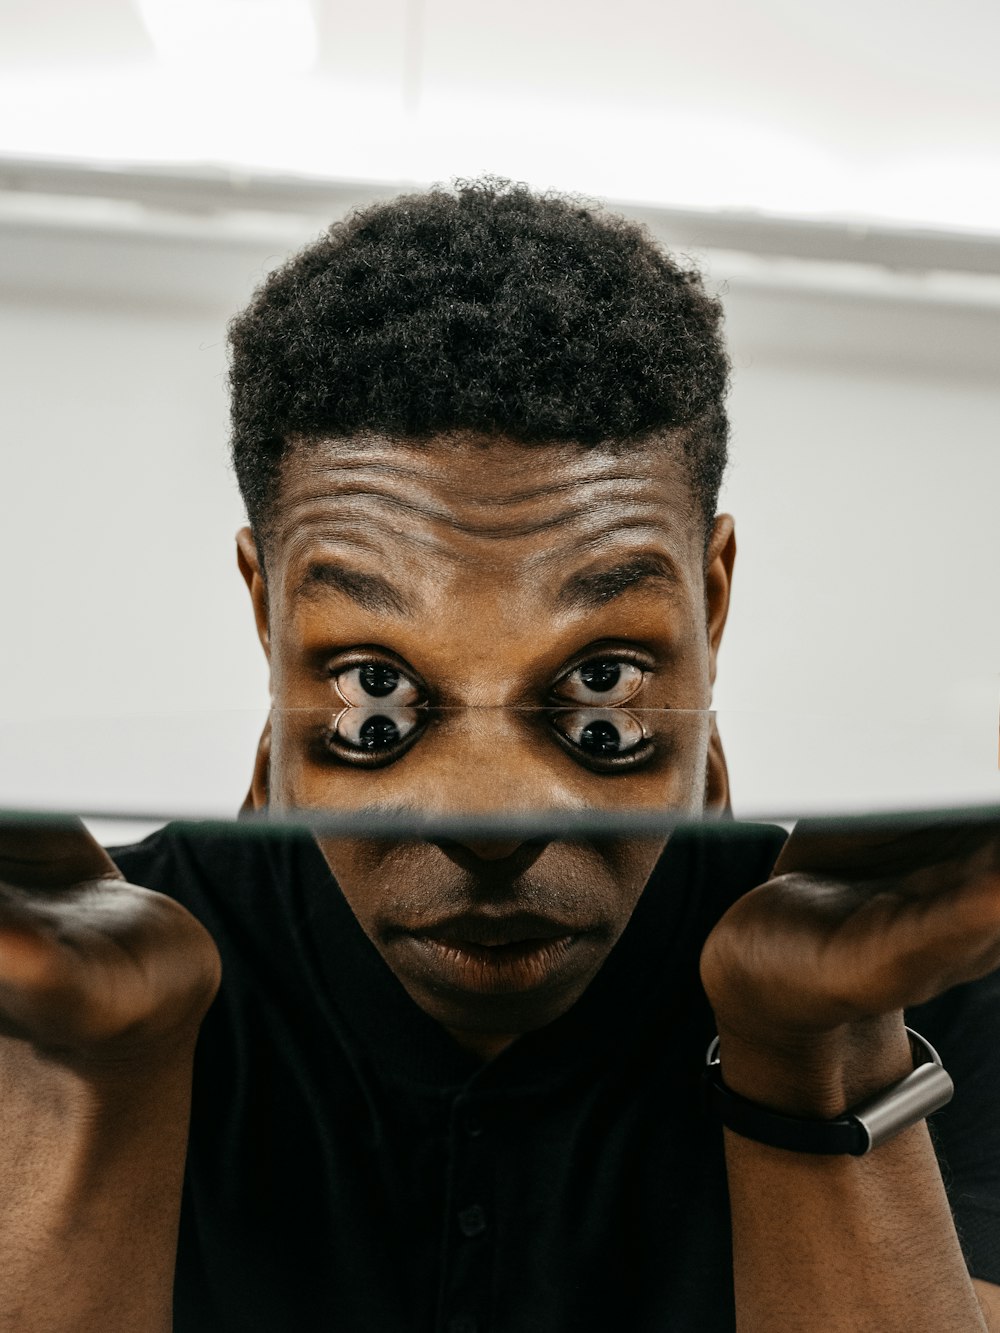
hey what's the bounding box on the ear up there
[237,527,270,661]
[240,714,271,814]
[704,514,735,691]
[704,715,732,816]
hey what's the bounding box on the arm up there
[718,1017,995,1332]
[0,821,221,1332]
[0,1039,197,1333]
[701,817,1000,1332]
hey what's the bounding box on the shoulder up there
[108,823,264,901]
[661,819,789,906]
[106,822,327,938]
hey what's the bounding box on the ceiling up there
[0,0,998,230]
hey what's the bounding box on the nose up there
[424,712,582,865]
[430,835,551,879]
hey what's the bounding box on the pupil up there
[359,664,400,697]
[579,719,622,755]
[358,715,401,751]
[579,662,621,693]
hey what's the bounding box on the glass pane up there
[1,704,995,834]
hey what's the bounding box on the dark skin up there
[236,434,732,1057]
[0,821,220,1332]
[0,431,997,1329]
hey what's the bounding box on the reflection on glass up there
[322,705,424,761]
[320,705,654,765]
[550,707,651,763]
[0,707,995,824]
[264,707,726,819]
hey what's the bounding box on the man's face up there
[238,435,735,1057]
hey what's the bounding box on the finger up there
[0,817,123,890]
[774,813,1000,882]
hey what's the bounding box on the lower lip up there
[406,934,580,994]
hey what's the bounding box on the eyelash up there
[548,707,656,772]
[324,647,653,692]
[550,646,653,696]
[315,648,656,772]
[314,710,427,769]
[323,652,429,699]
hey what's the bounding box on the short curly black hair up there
[228,176,730,563]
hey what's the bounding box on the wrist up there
[3,1025,200,1135]
[712,1013,914,1119]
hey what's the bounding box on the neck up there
[445,1027,520,1062]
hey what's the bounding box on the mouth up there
[401,912,583,994]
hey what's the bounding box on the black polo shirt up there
[109,822,1000,1332]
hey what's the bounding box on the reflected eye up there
[320,706,424,765]
[552,658,645,706]
[334,663,422,707]
[552,707,649,761]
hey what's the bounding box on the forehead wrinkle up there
[527,518,694,570]
[288,443,659,504]
[283,483,628,545]
[277,493,450,565]
[282,457,663,524]
[276,454,699,587]
[284,483,456,527]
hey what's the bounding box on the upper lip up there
[409,911,577,947]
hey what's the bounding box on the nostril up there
[460,840,529,861]
[429,837,550,874]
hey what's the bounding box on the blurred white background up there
[0,0,997,822]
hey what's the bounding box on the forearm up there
[720,1016,989,1332]
[0,1038,195,1333]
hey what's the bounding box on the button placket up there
[457,1203,487,1238]
[437,1095,494,1333]
[447,1317,478,1333]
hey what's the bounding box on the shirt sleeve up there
[908,966,1000,1284]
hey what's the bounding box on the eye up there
[552,657,646,706]
[320,706,424,766]
[550,707,651,768]
[334,662,422,707]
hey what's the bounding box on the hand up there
[0,817,221,1070]
[0,818,221,1332]
[699,812,1000,1112]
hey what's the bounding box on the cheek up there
[264,721,304,809]
[315,838,384,929]
[603,839,668,901]
[315,839,435,931]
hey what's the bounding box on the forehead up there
[270,434,702,598]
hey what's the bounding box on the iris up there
[579,662,621,693]
[578,718,625,755]
[359,664,401,697]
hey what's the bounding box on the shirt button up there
[448,1317,477,1333]
[457,1204,488,1237]
[464,1114,485,1138]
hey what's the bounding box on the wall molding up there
[2,155,999,377]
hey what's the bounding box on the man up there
[1,178,999,1331]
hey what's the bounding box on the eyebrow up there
[555,553,682,612]
[294,559,414,616]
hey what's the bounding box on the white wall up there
[1,0,999,232]
[1,193,997,821]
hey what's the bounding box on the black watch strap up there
[703,1027,954,1156]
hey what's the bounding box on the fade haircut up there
[228,176,730,566]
